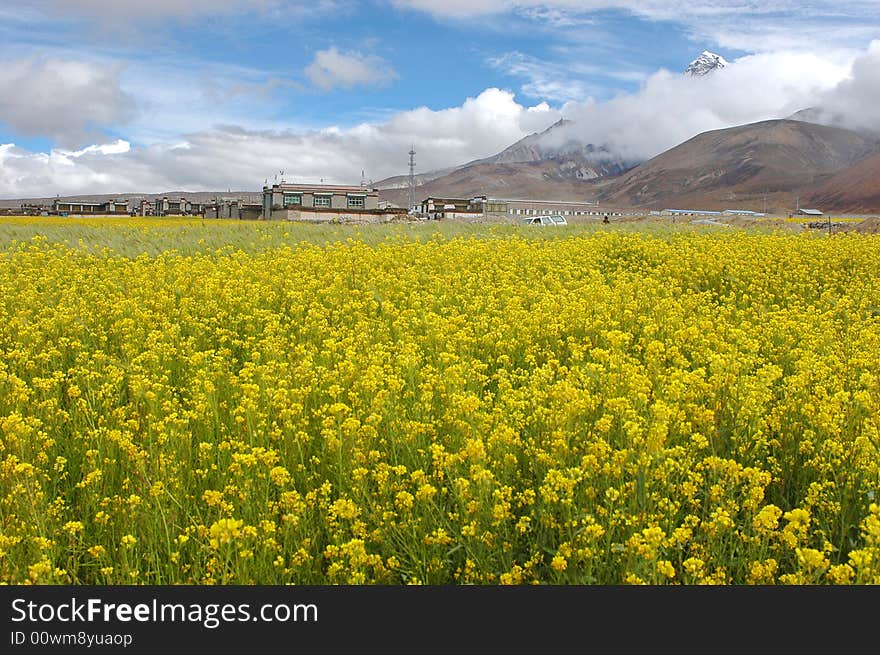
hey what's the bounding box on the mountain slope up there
[597,119,877,210]
[804,150,880,213]
[469,118,634,178]
[373,167,460,191]
[377,118,635,206]
[377,160,608,207]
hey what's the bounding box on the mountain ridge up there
[596,118,879,210]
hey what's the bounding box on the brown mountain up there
[377,118,634,207]
[473,118,634,177]
[378,160,610,207]
[597,119,877,211]
[373,168,459,191]
[804,150,880,213]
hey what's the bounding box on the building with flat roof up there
[417,195,620,220]
[418,197,484,220]
[53,199,130,215]
[483,197,618,218]
[206,197,262,220]
[262,182,402,222]
[661,208,722,216]
[153,197,207,216]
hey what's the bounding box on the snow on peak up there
[685,51,729,77]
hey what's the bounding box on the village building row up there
[7,181,815,221]
[47,196,262,219]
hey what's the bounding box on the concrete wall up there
[275,209,398,223]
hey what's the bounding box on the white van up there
[521,215,567,226]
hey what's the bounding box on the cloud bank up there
[0,58,136,148]
[0,88,560,197]
[552,49,856,161]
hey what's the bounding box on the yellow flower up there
[551,555,568,572]
[208,518,243,547]
[62,521,84,535]
[796,548,829,572]
[683,558,705,577]
[269,466,291,487]
[395,491,414,511]
[330,498,360,521]
[28,560,53,583]
[752,505,782,533]
[202,490,223,506]
[827,564,854,584]
[656,560,676,579]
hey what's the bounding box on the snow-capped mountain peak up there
[685,51,729,77]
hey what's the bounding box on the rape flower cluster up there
[1,222,879,584]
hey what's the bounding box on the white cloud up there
[816,40,880,134]
[23,0,278,22]
[0,88,559,198]
[391,1,879,20]
[60,139,131,158]
[489,51,649,103]
[392,1,880,50]
[488,53,594,103]
[551,49,854,161]
[305,47,398,91]
[0,57,136,147]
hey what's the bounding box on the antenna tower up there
[408,145,416,212]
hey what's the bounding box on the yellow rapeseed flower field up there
[1,218,879,584]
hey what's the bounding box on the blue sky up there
[0,1,879,197]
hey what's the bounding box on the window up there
[313,195,331,208]
[283,193,302,207]
[347,195,365,209]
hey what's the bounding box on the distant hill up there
[804,150,880,213]
[596,119,877,210]
[470,118,635,178]
[373,168,459,191]
[377,118,635,207]
[378,159,611,208]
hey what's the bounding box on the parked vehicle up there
[521,214,568,226]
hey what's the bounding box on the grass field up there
[1,217,879,584]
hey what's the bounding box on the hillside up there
[378,160,609,207]
[804,150,880,213]
[597,119,877,211]
[376,118,634,207]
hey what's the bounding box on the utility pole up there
[408,145,416,213]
